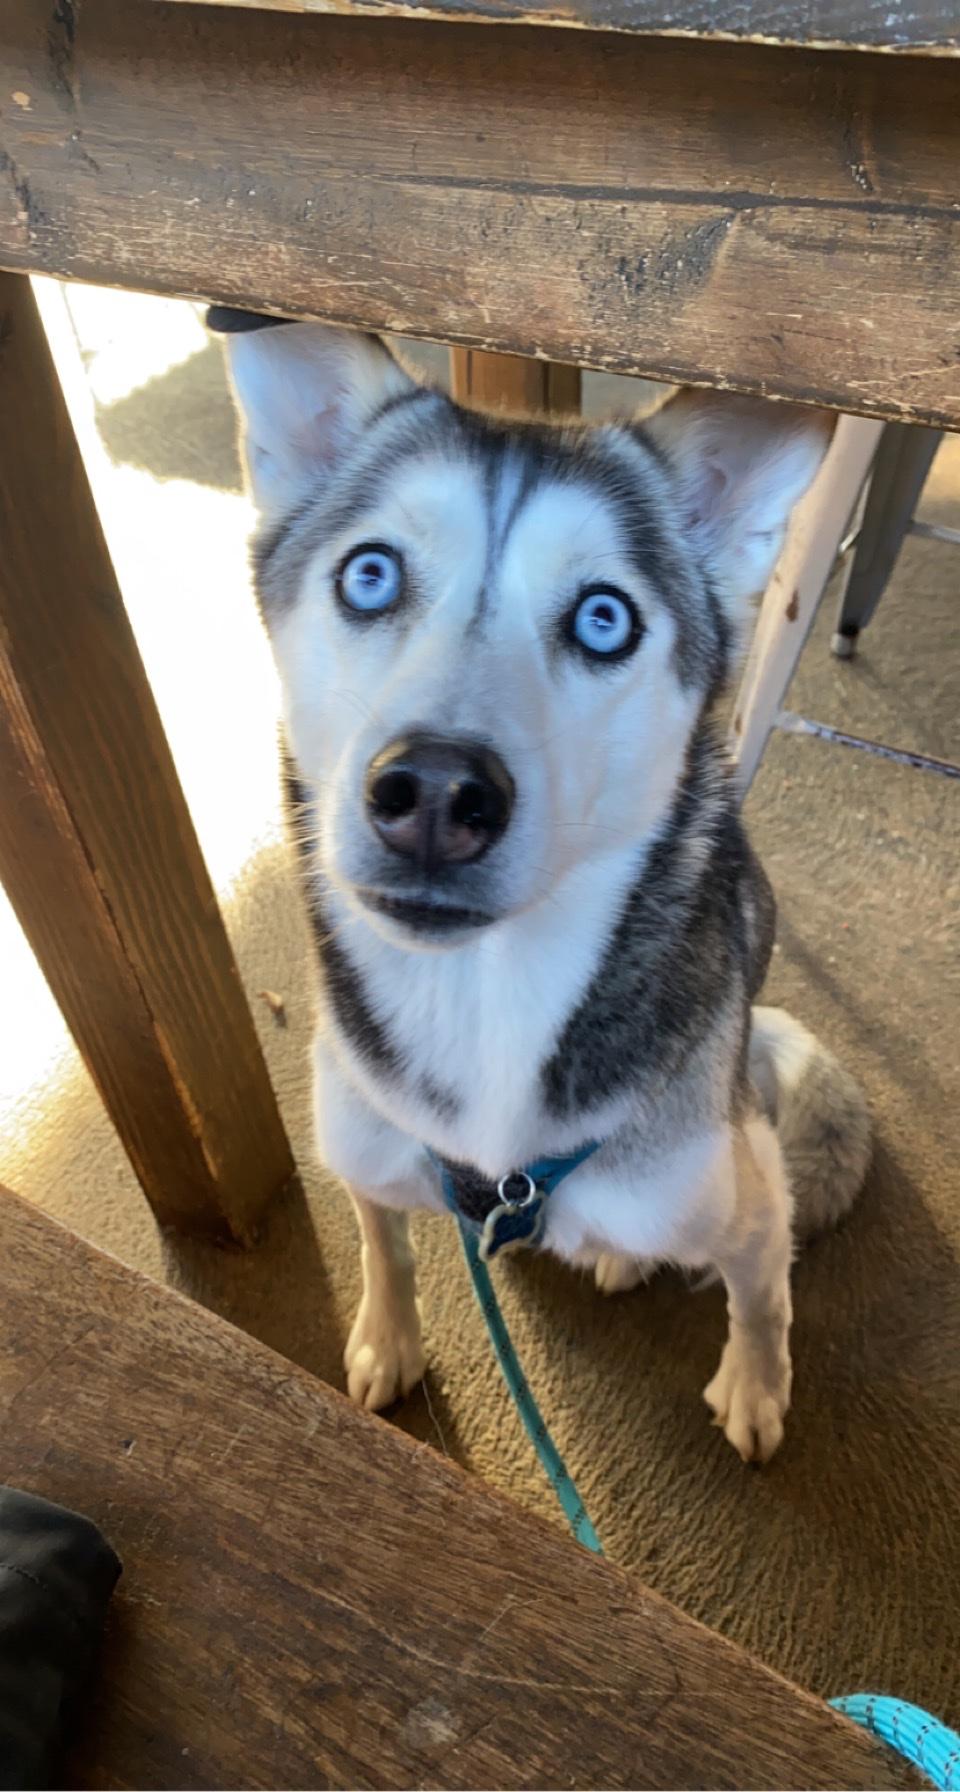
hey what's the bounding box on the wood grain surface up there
[0,1184,923,1791]
[0,271,294,1241]
[450,347,582,413]
[1,1,959,425]
[161,0,960,57]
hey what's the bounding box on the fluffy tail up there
[749,1006,871,1241]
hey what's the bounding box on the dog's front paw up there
[703,1332,791,1463]
[594,1253,654,1295]
[344,1298,427,1411]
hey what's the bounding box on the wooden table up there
[0,0,958,1238]
[0,1182,923,1789]
[3,0,959,422]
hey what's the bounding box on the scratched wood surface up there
[0,270,294,1241]
[0,1185,922,1791]
[163,0,960,56]
[1,2,959,427]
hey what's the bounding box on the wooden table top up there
[0,1184,922,1789]
[2,0,959,429]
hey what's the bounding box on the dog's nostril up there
[450,777,499,832]
[370,768,419,819]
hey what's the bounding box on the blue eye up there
[570,588,639,659]
[337,544,403,614]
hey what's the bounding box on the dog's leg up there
[703,1118,793,1463]
[344,1194,427,1411]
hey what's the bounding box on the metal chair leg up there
[831,422,943,658]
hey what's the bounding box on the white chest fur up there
[320,842,645,1178]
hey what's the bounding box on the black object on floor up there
[0,1487,121,1789]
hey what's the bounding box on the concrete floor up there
[2,282,958,1721]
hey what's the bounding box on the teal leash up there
[454,1214,603,1554]
[448,1183,959,1787]
[437,1143,602,1554]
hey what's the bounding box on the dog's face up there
[223,320,829,944]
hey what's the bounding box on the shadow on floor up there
[95,342,244,492]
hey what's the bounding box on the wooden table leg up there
[450,347,581,415]
[0,272,294,1243]
[731,415,884,796]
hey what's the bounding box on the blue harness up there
[435,1141,599,1261]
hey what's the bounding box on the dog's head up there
[219,315,830,944]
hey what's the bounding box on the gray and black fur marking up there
[541,723,775,1121]
[282,750,403,1078]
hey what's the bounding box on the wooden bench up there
[0,1183,922,1788]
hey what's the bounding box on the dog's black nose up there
[365,735,514,872]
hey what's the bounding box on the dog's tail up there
[748,1006,871,1241]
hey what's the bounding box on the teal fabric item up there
[454,1214,604,1554]
[831,1695,960,1790]
[511,1146,600,1193]
[437,1144,602,1545]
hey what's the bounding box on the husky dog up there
[214,309,870,1463]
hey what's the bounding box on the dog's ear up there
[644,389,834,622]
[211,312,416,522]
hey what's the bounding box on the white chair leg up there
[731,414,884,796]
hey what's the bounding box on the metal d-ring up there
[496,1170,538,1210]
